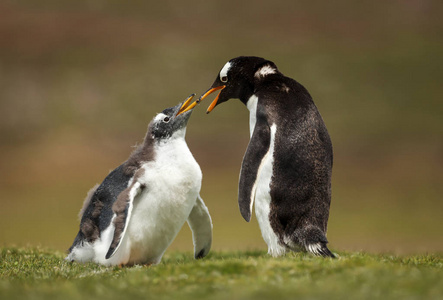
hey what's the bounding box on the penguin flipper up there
[105,181,144,259]
[186,194,213,259]
[238,119,271,222]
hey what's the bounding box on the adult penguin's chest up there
[246,95,283,255]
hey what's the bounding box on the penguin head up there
[149,94,196,140]
[197,56,279,113]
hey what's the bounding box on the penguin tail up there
[306,242,335,258]
[67,230,84,254]
[292,225,336,258]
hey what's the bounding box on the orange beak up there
[176,93,197,116]
[176,85,226,116]
[199,85,226,114]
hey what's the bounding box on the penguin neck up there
[154,127,187,147]
[246,94,259,138]
[152,130,192,167]
[123,134,155,175]
[238,84,255,106]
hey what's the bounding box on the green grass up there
[1,247,442,300]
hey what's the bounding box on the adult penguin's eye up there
[163,117,170,123]
[221,76,228,83]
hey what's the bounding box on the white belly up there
[125,140,202,264]
[253,124,286,257]
[247,95,286,257]
[67,135,203,266]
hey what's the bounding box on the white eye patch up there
[154,113,168,123]
[219,61,232,82]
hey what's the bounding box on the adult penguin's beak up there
[176,85,226,116]
[197,85,226,114]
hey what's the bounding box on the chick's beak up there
[176,93,196,116]
[198,85,226,114]
[175,86,226,116]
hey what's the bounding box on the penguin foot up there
[194,247,210,259]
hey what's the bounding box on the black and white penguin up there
[66,94,213,266]
[179,56,334,257]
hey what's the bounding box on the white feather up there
[246,95,258,138]
[307,243,322,255]
[254,65,276,79]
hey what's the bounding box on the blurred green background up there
[1,0,442,255]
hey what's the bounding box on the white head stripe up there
[220,62,232,79]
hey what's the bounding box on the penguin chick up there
[180,56,334,258]
[67,94,213,266]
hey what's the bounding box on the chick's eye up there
[221,76,228,83]
[163,117,170,123]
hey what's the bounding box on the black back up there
[90,165,134,232]
[68,164,134,251]
[255,74,333,235]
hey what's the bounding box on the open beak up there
[176,93,197,116]
[176,86,226,116]
[198,85,226,114]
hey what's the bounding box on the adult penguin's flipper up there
[238,115,271,222]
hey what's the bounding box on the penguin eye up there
[163,117,170,123]
[220,76,228,83]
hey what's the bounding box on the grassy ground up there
[1,247,442,300]
[1,4,442,299]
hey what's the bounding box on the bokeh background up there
[1,0,442,255]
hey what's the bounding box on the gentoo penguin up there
[178,56,334,257]
[66,94,213,266]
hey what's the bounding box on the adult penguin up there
[178,56,334,257]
